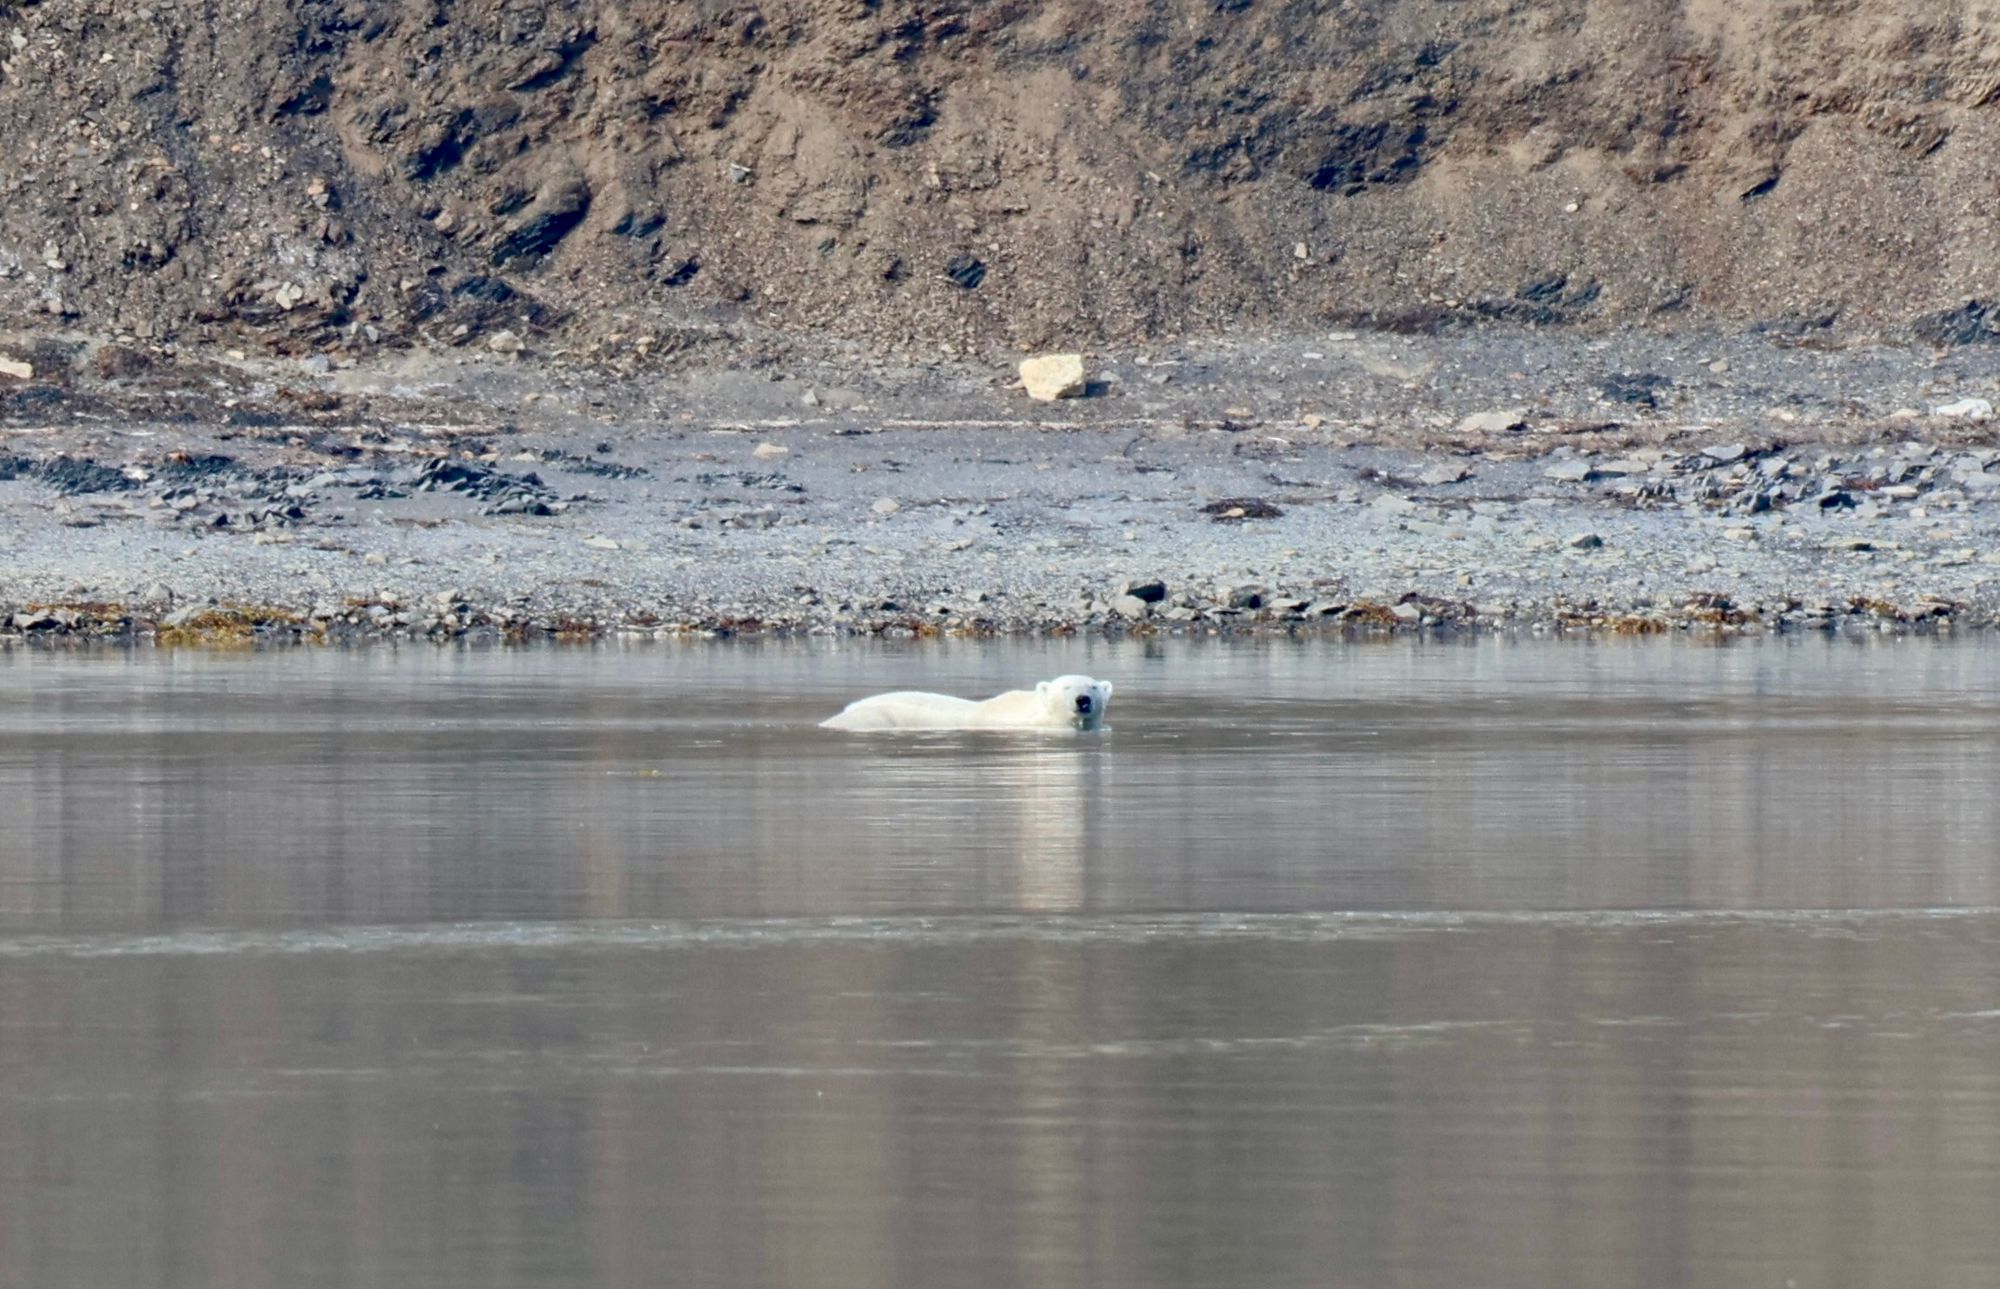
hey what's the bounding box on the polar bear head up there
[1036,674,1114,728]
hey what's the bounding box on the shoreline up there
[7,325,2000,647]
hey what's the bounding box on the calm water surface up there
[2,638,1999,1288]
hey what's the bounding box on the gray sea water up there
[3,638,1999,1288]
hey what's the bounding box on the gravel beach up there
[6,325,2000,644]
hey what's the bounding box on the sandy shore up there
[5,326,2000,643]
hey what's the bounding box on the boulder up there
[1019,353,1086,401]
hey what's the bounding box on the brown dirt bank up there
[4,0,2000,365]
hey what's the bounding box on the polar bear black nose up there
[1075,695,1092,713]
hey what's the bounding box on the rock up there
[1702,442,1747,463]
[1390,602,1423,622]
[752,442,790,459]
[1123,579,1168,603]
[1111,594,1151,620]
[944,255,987,290]
[0,356,33,382]
[491,174,592,267]
[1913,300,2000,348]
[1565,532,1604,549]
[871,497,901,516]
[1369,493,1418,515]
[1934,398,1995,420]
[1458,409,1527,434]
[1601,373,1671,407]
[487,329,523,355]
[1202,497,1284,521]
[583,536,621,550]
[1545,459,1594,483]
[1226,585,1267,610]
[1019,353,1087,401]
[92,346,153,379]
[1418,463,1470,485]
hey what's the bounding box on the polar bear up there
[820,674,1114,732]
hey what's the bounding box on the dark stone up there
[1913,300,2000,348]
[1518,274,1569,304]
[91,344,157,380]
[404,111,472,182]
[37,457,133,496]
[491,180,592,267]
[452,275,516,304]
[276,72,335,118]
[1602,372,1672,407]
[1306,121,1429,194]
[1123,579,1168,603]
[944,255,987,289]
[612,209,665,238]
[1740,168,1781,202]
[1203,496,1284,521]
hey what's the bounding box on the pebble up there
[1933,398,1995,421]
[1459,409,1527,434]
[871,498,901,516]
[1565,532,1604,550]
[1702,443,1747,463]
[1111,595,1151,620]
[1123,579,1168,603]
[1545,459,1593,483]
[752,442,789,459]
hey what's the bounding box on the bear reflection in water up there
[819,674,1114,732]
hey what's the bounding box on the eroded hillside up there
[3,0,2000,364]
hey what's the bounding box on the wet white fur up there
[820,674,1113,731]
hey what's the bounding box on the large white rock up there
[1019,353,1086,401]
[1933,397,1994,421]
[0,356,31,382]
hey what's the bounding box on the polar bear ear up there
[1100,681,1114,698]
[1036,681,1050,698]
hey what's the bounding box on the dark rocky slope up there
[3,0,1999,364]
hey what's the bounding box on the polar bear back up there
[820,676,1111,731]
[819,690,985,731]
